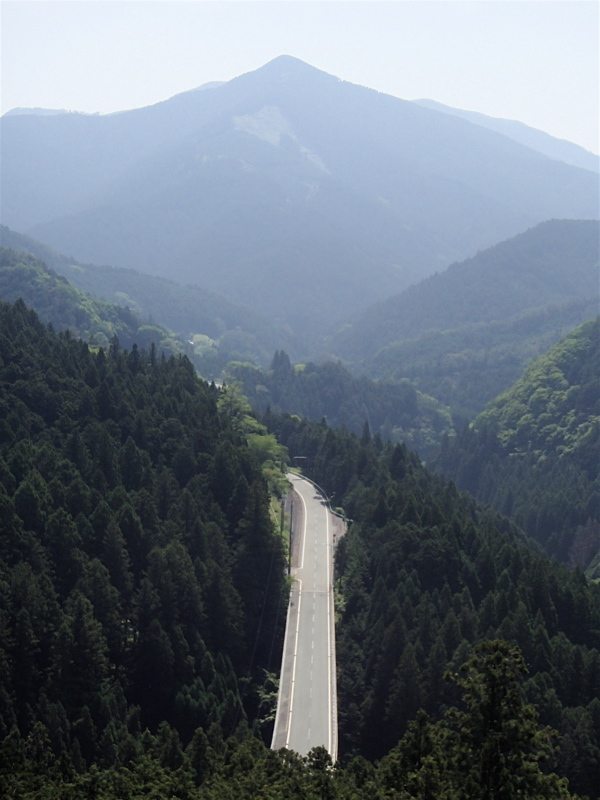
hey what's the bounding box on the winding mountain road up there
[271,474,338,759]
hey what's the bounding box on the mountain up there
[436,319,600,574]
[414,99,600,173]
[2,56,598,340]
[329,218,599,364]
[0,225,301,371]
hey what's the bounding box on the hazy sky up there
[2,1,598,154]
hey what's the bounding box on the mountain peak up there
[240,54,337,85]
[266,54,308,66]
[262,54,315,70]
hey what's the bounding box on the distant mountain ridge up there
[331,219,600,362]
[357,298,598,421]
[0,225,301,371]
[0,247,183,354]
[2,55,598,341]
[2,107,76,117]
[414,99,600,174]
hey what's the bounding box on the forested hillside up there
[331,219,599,363]
[228,352,454,462]
[0,300,287,780]
[2,642,581,799]
[320,219,599,422]
[1,299,597,797]
[267,413,600,798]
[0,247,185,355]
[436,318,600,574]
[359,298,597,421]
[0,226,301,370]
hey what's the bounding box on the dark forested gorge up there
[331,219,599,364]
[330,219,599,422]
[0,226,302,371]
[226,221,599,449]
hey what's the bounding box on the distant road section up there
[271,474,338,759]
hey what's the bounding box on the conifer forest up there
[0,298,599,798]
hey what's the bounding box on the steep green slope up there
[0,300,287,770]
[0,225,302,368]
[0,247,184,354]
[229,352,454,463]
[331,219,599,363]
[436,319,599,572]
[268,413,600,798]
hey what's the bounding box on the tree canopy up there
[436,318,600,573]
[0,298,287,779]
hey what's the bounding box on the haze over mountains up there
[331,219,600,361]
[2,55,598,341]
[0,225,301,370]
[413,99,600,174]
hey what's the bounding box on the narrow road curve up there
[271,474,338,759]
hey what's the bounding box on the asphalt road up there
[271,474,338,758]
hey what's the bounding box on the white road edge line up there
[285,480,307,749]
[285,578,302,750]
[326,498,333,757]
[271,578,293,748]
[297,479,308,570]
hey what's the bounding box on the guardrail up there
[288,471,352,525]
